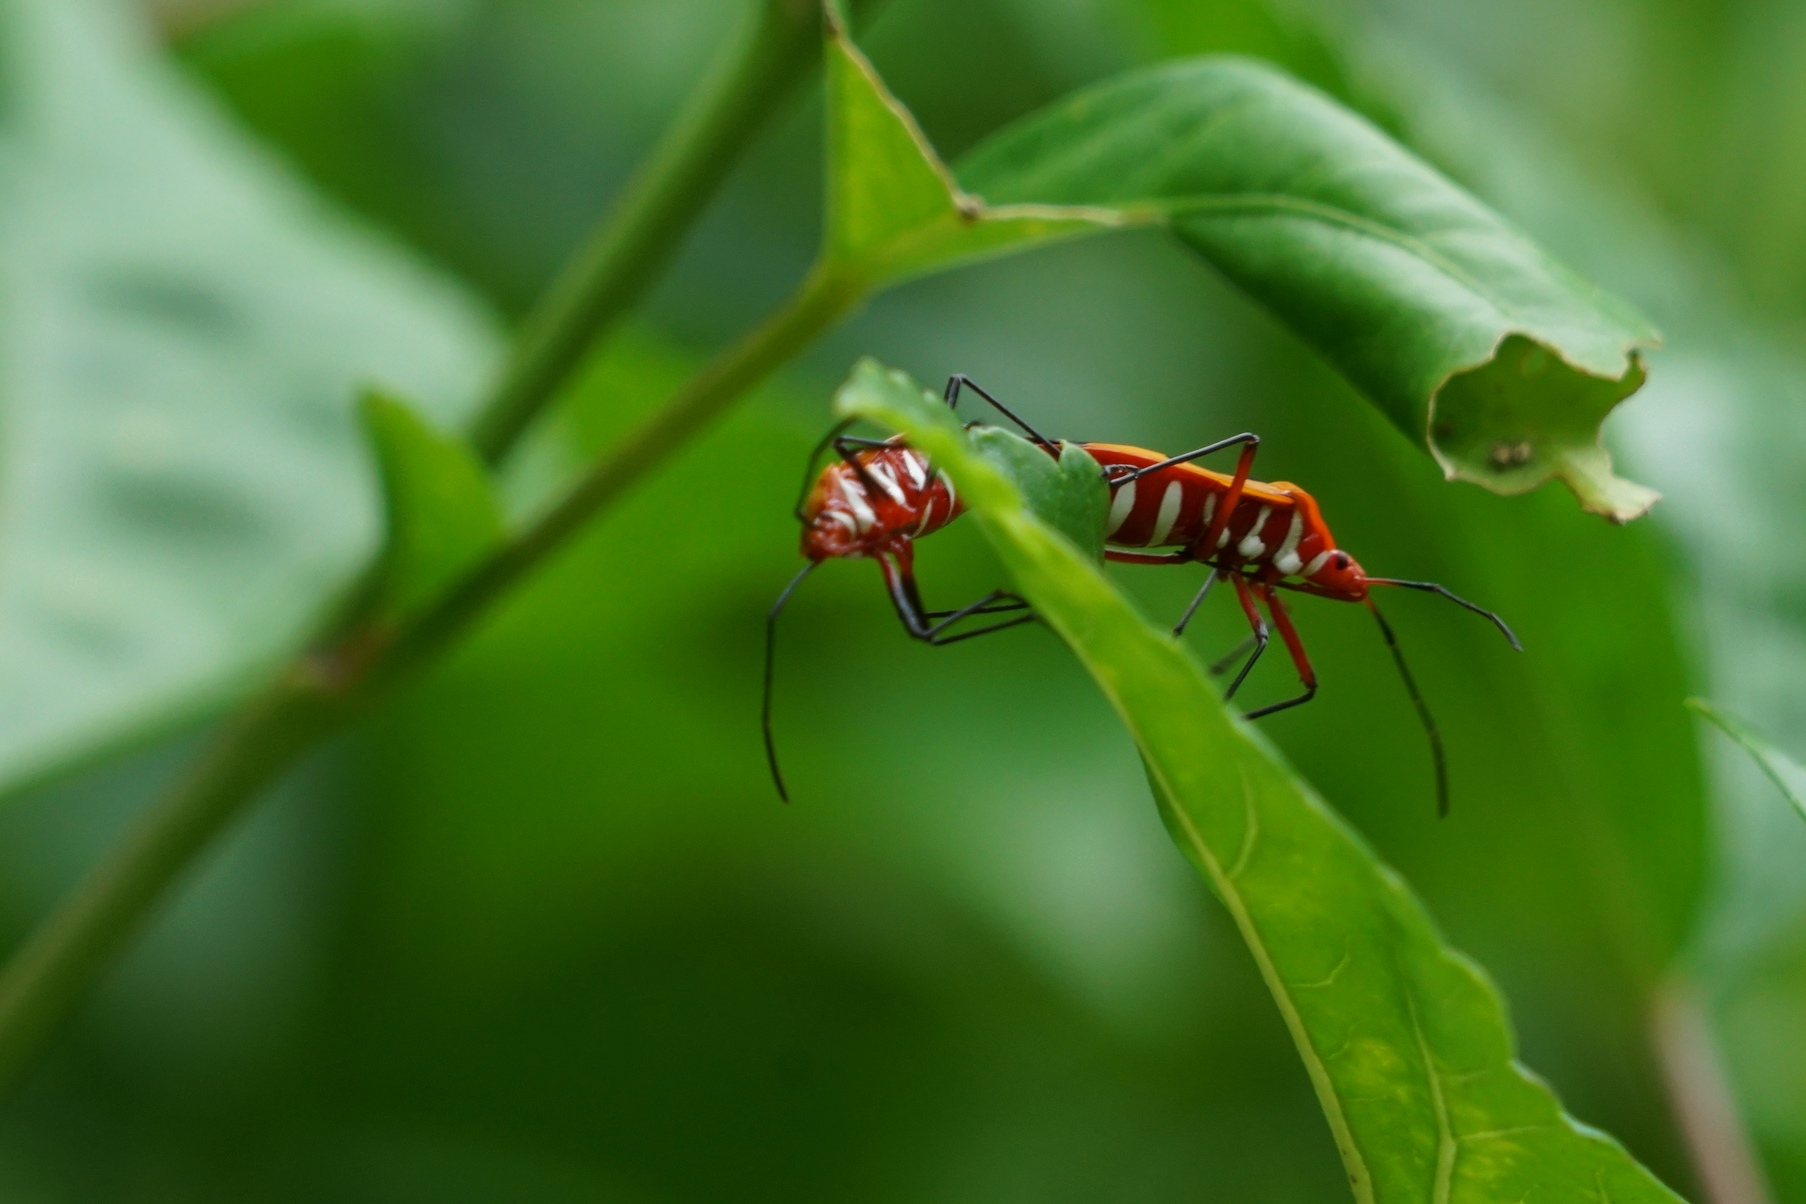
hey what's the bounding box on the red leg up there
[1221,573,1270,702]
[1244,581,1317,718]
[1201,440,1258,557]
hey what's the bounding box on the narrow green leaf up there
[957,59,1659,522]
[359,391,503,621]
[1687,698,1806,828]
[0,0,496,798]
[837,360,1681,1204]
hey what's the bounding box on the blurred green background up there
[3,0,1806,1199]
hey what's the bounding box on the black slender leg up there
[923,590,1038,644]
[924,600,1030,619]
[794,420,856,520]
[1223,574,1270,702]
[832,436,888,497]
[1117,432,1259,485]
[944,375,1056,447]
[880,557,1039,647]
[1207,635,1257,677]
[1222,631,1268,701]
[1173,569,1220,638]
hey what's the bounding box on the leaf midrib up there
[1151,757,1378,1204]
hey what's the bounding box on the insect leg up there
[1115,432,1259,484]
[1104,549,1192,566]
[1173,568,1221,638]
[943,374,1056,447]
[794,420,856,521]
[924,598,1031,620]
[1222,573,1270,702]
[1207,635,1258,677]
[1243,581,1318,718]
[879,552,1037,646]
[763,561,820,802]
[924,590,1039,645]
[1112,434,1260,560]
[831,436,890,498]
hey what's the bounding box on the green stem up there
[0,265,864,1093]
[387,267,862,684]
[0,0,876,1091]
[469,0,833,464]
[0,672,344,1086]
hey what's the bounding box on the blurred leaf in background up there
[0,0,494,797]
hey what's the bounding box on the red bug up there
[1081,434,1521,815]
[765,376,1520,814]
[762,377,1047,800]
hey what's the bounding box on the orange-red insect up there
[763,377,1042,800]
[765,376,1521,814]
[1083,436,1521,814]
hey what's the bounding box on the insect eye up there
[1333,552,1350,570]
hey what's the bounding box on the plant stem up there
[0,673,343,1086]
[0,265,863,1094]
[1651,975,1774,1204]
[388,267,862,683]
[468,0,835,464]
[0,0,875,1091]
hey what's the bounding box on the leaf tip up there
[1428,335,1659,522]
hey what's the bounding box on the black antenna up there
[1365,578,1522,651]
[1365,597,1450,818]
[763,562,818,802]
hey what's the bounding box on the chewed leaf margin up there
[955,55,1663,521]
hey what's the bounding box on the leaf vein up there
[1226,764,1260,882]
[1401,965,1457,1204]
[1169,193,1525,327]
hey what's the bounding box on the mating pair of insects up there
[764,376,1521,814]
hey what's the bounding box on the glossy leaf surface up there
[956,58,1659,521]
[835,359,1682,1204]
[0,0,496,796]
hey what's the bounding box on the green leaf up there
[829,361,1109,562]
[0,0,497,797]
[819,9,1137,286]
[1687,698,1806,829]
[837,361,1681,1203]
[359,391,503,621]
[956,58,1659,522]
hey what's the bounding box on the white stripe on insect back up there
[900,450,928,490]
[866,459,907,505]
[1105,478,1137,539]
[1302,550,1332,576]
[1237,505,1272,558]
[1272,512,1306,575]
[914,489,939,535]
[1152,480,1186,545]
[1201,493,1216,528]
[837,474,876,531]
